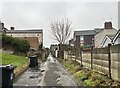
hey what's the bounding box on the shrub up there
[11,38,30,53]
[2,34,30,53]
[2,34,13,46]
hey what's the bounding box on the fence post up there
[91,46,93,70]
[80,48,83,67]
[75,48,79,62]
[108,43,111,79]
[75,47,77,62]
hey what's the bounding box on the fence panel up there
[64,44,120,81]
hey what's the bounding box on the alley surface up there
[13,55,78,87]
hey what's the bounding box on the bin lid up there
[0,65,16,70]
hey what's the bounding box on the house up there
[50,44,59,57]
[98,29,120,48]
[6,27,43,50]
[94,22,117,48]
[112,29,120,45]
[74,30,96,48]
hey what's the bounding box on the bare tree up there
[51,19,72,44]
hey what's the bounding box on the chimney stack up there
[0,23,4,29]
[10,27,15,30]
[104,22,112,29]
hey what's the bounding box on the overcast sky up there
[0,0,119,48]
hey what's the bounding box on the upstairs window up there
[80,36,84,41]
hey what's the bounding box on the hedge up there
[1,34,30,53]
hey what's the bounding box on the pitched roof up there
[74,30,96,36]
[94,28,104,34]
[0,27,8,33]
[95,28,117,35]
[6,29,43,33]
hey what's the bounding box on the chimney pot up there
[10,27,15,30]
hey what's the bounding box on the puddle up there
[29,75,39,78]
[29,76,36,78]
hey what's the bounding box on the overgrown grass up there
[0,53,29,69]
[63,60,80,74]
[61,59,120,86]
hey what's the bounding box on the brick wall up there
[84,35,94,47]
[21,37,39,49]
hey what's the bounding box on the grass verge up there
[0,53,29,77]
[60,59,120,86]
[0,53,28,66]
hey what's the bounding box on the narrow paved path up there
[14,55,78,87]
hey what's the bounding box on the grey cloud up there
[0,2,118,47]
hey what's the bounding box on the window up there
[80,36,84,41]
[80,36,84,47]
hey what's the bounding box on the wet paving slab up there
[38,55,78,87]
[13,55,79,87]
[13,64,45,87]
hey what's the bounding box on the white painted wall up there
[95,29,117,48]
[102,38,111,47]
[55,50,58,58]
